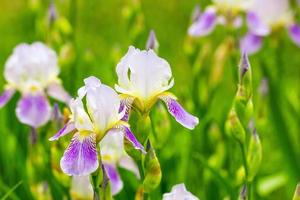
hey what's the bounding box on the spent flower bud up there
[146,30,159,51]
[191,5,201,22]
[48,1,57,24]
[239,185,247,200]
[239,52,250,80]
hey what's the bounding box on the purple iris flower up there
[0,42,71,128]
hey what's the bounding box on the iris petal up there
[159,94,199,130]
[240,32,263,55]
[16,94,51,127]
[103,164,123,195]
[288,23,300,47]
[0,89,15,108]
[60,133,98,176]
[49,121,76,141]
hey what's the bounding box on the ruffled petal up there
[103,164,123,195]
[288,23,300,47]
[0,89,15,108]
[16,94,51,127]
[49,121,76,141]
[47,81,71,103]
[247,11,270,36]
[60,133,98,176]
[240,32,263,55]
[163,183,199,200]
[188,7,217,37]
[159,94,199,130]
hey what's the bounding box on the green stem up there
[238,141,251,200]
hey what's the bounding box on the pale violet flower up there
[70,119,140,198]
[188,0,248,37]
[115,46,199,130]
[49,76,145,176]
[241,0,300,54]
[163,183,199,200]
[0,42,70,128]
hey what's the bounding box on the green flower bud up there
[225,109,246,143]
[247,130,262,182]
[143,141,162,193]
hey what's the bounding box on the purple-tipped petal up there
[288,24,300,47]
[103,164,123,195]
[0,89,15,108]
[47,82,71,104]
[16,94,51,127]
[60,133,98,176]
[240,32,263,55]
[49,122,76,141]
[160,95,199,129]
[119,97,134,122]
[247,12,270,36]
[122,126,146,154]
[188,7,217,37]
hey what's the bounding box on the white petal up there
[69,98,93,132]
[70,176,93,200]
[163,183,199,200]
[84,76,121,133]
[116,46,173,101]
[4,42,59,92]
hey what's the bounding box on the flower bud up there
[239,185,247,200]
[143,140,162,193]
[247,129,262,182]
[146,30,159,52]
[238,53,252,99]
[225,109,246,143]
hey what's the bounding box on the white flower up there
[163,183,199,200]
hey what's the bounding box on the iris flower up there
[115,46,199,130]
[0,42,70,128]
[240,0,300,54]
[49,76,145,176]
[70,130,140,198]
[188,0,248,37]
[162,183,199,200]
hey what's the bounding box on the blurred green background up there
[0,0,299,199]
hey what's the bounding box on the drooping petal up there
[240,32,263,55]
[103,164,123,195]
[0,89,15,108]
[159,94,199,130]
[47,81,71,103]
[49,121,76,141]
[163,183,199,200]
[188,7,217,37]
[247,12,270,36]
[288,23,300,47]
[70,176,93,200]
[60,132,98,176]
[16,94,51,127]
[122,126,146,154]
[119,155,140,179]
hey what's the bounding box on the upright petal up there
[69,98,93,132]
[159,94,199,130]
[240,32,263,55]
[115,46,173,101]
[60,133,98,176]
[247,12,270,36]
[163,183,199,200]
[47,81,71,103]
[188,7,217,37]
[49,121,76,141]
[0,89,15,108]
[16,94,51,127]
[288,23,300,47]
[103,164,123,195]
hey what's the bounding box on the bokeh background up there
[0,0,299,199]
